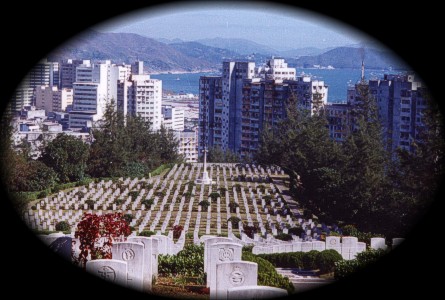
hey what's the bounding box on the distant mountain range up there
[288,47,407,69]
[49,31,406,72]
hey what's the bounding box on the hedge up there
[242,251,294,294]
[259,250,343,274]
[334,249,388,279]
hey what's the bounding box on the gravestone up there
[370,237,387,250]
[86,259,128,287]
[301,242,313,252]
[341,236,358,260]
[208,242,243,291]
[227,286,288,299]
[128,236,157,292]
[356,242,367,256]
[152,235,171,255]
[112,242,144,291]
[312,241,326,252]
[392,238,405,248]
[325,236,341,254]
[213,261,258,300]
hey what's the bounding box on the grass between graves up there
[153,277,209,299]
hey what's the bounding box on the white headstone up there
[341,236,358,260]
[370,237,387,250]
[214,261,258,300]
[325,236,341,254]
[86,259,128,287]
[356,242,367,256]
[312,241,326,252]
[127,236,157,292]
[112,242,144,291]
[301,242,313,252]
[204,237,233,274]
[208,242,243,291]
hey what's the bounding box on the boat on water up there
[175,77,180,80]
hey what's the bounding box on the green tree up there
[206,145,240,163]
[88,100,180,178]
[340,83,389,230]
[40,134,89,183]
[386,89,445,235]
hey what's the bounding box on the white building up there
[69,61,119,129]
[35,86,73,112]
[174,129,198,163]
[161,105,185,131]
[117,74,162,130]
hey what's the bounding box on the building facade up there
[117,74,162,130]
[162,105,185,131]
[325,73,426,153]
[69,60,119,129]
[199,58,328,159]
[35,86,73,112]
[174,129,198,163]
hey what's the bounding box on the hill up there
[49,31,239,73]
[288,47,407,69]
[195,37,280,55]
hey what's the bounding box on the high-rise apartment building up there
[69,60,119,129]
[9,59,60,112]
[199,58,328,158]
[117,74,162,131]
[325,72,426,153]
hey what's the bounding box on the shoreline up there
[149,69,219,75]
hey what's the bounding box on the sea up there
[151,68,402,103]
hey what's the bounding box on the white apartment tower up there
[117,74,162,131]
[69,60,119,129]
[161,105,185,131]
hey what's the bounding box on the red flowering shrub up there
[173,225,184,239]
[74,213,131,268]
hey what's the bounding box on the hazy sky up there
[96,3,367,51]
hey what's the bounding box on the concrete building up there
[69,60,119,129]
[368,73,424,152]
[174,129,198,163]
[326,71,427,153]
[199,58,328,159]
[223,61,256,152]
[9,87,34,112]
[21,58,59,89]
[131,61,144,75]
[198,76,223,154]
[162,105,185,131]
[60,59,90,89]
[9,59,60,112]
[117,74,162,130]
[35,86,73,112]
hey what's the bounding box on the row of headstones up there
[30,164,285,241]
[43,232,287,298]
[251,236,405,260]
[39,233,180,292]
[201,235,289,299]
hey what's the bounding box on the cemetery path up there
[275,268,334,293]
[271,178,302,216]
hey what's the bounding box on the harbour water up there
[151,68,402,102]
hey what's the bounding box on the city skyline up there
[95,3,372,51]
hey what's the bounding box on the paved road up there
[276,268,335,293]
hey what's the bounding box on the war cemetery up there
[25,159,403,299]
